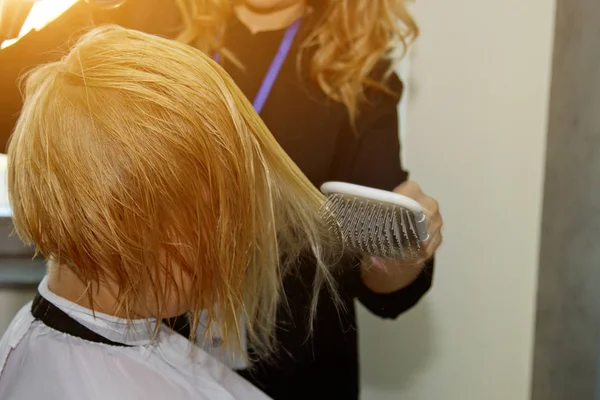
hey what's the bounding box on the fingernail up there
[370,256,388,271]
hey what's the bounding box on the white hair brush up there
[320,182,429,260]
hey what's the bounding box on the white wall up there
[0,154,9,216]
[0,155,35,337]
[0,289,36,334]
[358,1,556,399]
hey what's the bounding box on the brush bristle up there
[321,193,423,260]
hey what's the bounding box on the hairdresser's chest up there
[227,68,353,186]
[222,25,352,188]
[256,80,349,187]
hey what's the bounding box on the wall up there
[532,0,600,399]
[0,289,35,334]
[1,152,37,336]
[0,154,8,215]
[358,0,556,399]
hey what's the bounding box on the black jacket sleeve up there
[349,70,434,319]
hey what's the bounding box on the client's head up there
[7,26,335,356]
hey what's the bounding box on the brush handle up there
[320,181,429,242]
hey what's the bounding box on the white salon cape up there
[0,277,269,399]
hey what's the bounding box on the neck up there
[234,1,307,34]
[47,262,127,317]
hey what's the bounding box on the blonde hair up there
[8,25,338,357]
[175,0,419,122]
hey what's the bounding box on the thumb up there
[393,181,422,200]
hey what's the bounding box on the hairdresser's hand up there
[361,181,443,294]
[392,181,443,261]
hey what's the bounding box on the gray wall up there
[532,0,600,398]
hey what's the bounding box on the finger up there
[393,181,422,200]
[419,195,439,216]
[424,227,441,255]
[423,206,442,231]
[427,217,443,238]
[425,231,443,255]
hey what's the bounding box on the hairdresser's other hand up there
[361,181,443,294]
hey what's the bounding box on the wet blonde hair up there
[175,0,419,122]
[7,25,337,356]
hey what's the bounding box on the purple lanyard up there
[214,19,301,114]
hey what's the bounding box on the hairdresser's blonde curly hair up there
[175,0,418,121]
